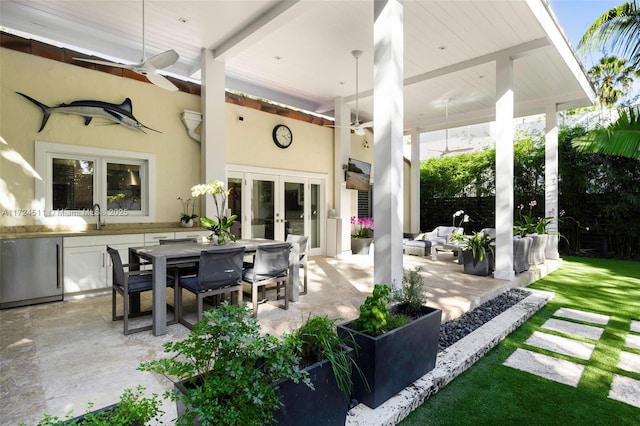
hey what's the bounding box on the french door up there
[227,170,324,256]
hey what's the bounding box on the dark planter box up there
[175,348,352,425]
[462,250,492,276]
[272,347,353,425]
[337,304,442,409]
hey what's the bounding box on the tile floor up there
[0,252,559,425]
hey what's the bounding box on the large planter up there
[175,350,352,425]
[337,304,442,409]
[462,250,493,276]
[63,404,141,425]
[351,237,373,255]
[527,234,548,265]
[273,347,353,425]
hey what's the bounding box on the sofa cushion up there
[437,226,457,238]
[404,240,433,249]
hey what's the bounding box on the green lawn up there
[401,256,640,426]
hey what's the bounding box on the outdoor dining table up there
[129,238,299,336]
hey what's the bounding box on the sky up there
[548,0,628,68]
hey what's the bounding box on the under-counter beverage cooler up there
[0,237,63,309]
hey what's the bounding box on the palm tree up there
[588,56,635,107]
[572,105,640,159]
[578,1,640,68]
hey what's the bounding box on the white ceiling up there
[0,0,594,133]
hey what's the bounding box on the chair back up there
[159,238,198,245]
[286,234,308,260]
[106,246,125,286]
[197,247,245,291]
[252,243,291,280]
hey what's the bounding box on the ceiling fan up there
[73,0,179,91]
[431,99,473,156]
[328,50,373,135]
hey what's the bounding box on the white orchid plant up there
[191,180,237,244]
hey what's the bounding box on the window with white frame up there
[35,142,155,224]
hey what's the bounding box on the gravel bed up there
[438,287,531,351]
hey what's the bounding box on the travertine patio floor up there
[0,252,560,425]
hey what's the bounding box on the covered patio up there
[0,252,559,425]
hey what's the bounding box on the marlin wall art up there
[17,92,160,133]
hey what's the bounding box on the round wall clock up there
[272,124,293,149]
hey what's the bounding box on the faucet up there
[93,203,103,230]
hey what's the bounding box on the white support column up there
[201,48,226,218]
[334,97,352,257]
[373,0,404,287]
[410,127,421,234]
[493,56,515,281]
[545,103,560,260]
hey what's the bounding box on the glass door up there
[248,174,280,240]
[283,178,305,240]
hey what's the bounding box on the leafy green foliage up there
[353,284,393,336]
[139,302,309,426]
[287,314,354,400]
[26,386,162,426]
[463,232,494,266]
[393,267,428,317]
[572,105,640,159]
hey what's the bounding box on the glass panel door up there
[249,174,278,240]
[283,179,305,240]
[309,181,321,253]
[227,176,242,239]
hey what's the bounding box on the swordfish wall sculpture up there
[17,92,161,133]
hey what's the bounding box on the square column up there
[410,127,421,234]
[334,97,352,257]
[494,55,515,281]
[201,48,226,218]
[545,103,560,259]
[373,0,404,286]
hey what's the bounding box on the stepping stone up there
[631,320,640,333]
[626,333,640,350]
[541,318,604,341]
[525,331,595,360]
[554,308,609,325]
[503,348,585,387]
[618,351,640,374]
[609,374,640,408]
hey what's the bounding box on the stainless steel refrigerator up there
[0,237,63,309]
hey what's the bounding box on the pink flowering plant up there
[351,216,374,238]
[514,200,554,237]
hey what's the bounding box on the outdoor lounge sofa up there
[403,226,463,258]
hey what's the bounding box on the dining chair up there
[159,238,199,283]
[176,247,245,329]
[107,246,176,335]
[286,234,309,295]
[242,243,291,317]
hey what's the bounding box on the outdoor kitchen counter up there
[0,223,206,239]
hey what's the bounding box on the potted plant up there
[191,180,237,244]
[460,231,495,276]
[139,303,359,426]
[350,216,374,255]
[139,302,308,426]
[274,314,361,425]
[177,196,198,227]
[337,267,442,409]
[24,386,163,426]
[514,200,553,264]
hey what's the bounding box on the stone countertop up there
[0,223,209,239]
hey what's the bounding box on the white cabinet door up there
[144,232,175,246]
[63,246,107,293]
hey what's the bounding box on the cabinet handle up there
[153,236,169,239]
[102,253,105,268]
